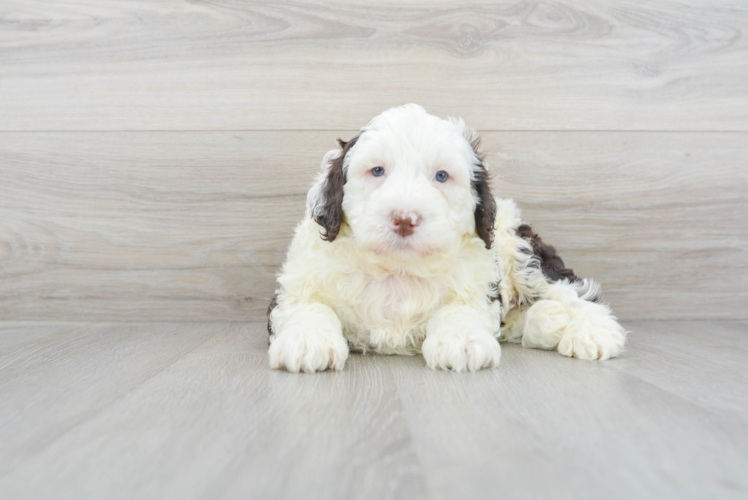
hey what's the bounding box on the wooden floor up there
[1,321,746,499]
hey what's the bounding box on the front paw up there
[269,327,349,373]
[422,329,501,372]
[557,314,626,360]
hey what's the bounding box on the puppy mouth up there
[367,230,437,256]
[354,217,442,256]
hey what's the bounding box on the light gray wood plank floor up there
[1,321,746,499]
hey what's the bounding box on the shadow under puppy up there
[268,104,626,372]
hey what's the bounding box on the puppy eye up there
[435,170,449,183]
[371,166,385,177]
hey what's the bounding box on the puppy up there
[268,104,626,373]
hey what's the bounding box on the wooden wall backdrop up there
[0,0,746,321]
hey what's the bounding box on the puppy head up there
[308,104,496,256]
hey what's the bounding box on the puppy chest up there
[344,274,441,328]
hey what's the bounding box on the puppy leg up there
[422,305,501,372]
[521,283,626,360]
[498,304,529,343]
[269,303,349,373]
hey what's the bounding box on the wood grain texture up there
[0,322,426,500]
[388,321,748,500]
[0,322,216,471]
[0,321,747,499]
[609,320,748,423]
[1,131,745,321]
[1,0,747,130]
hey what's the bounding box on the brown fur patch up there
[267,293,278,339]
[314,135,360,242]
[516,224,578,282]
[469,136,496,249]
[489,281,502,304]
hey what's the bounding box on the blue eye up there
[371,166,385,177]
[435,170,449,182]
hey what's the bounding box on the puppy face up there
[308,104,495,257]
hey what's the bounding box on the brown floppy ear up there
[469,135,497,249]
[309,135,359,241]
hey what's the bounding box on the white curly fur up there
[269,104,627,372]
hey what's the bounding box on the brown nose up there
[390,211,421,237]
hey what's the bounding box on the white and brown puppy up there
[268,104,626,373]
